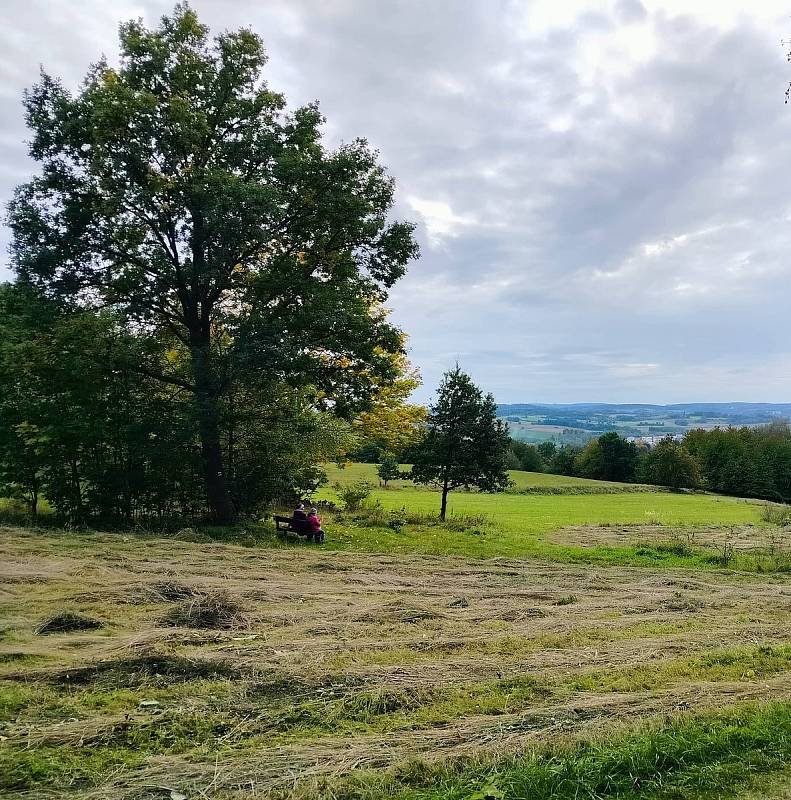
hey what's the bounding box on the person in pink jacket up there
[307,507,325,543]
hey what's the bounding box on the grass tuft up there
[161,590,244,629]
[553,595,577,606]
[35,611,102,635]
[138,580,198,603]
[47,653,237,687]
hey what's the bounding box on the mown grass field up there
[2,528,791,799]
[2,466,791,798]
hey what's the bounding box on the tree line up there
[506,424,791,500]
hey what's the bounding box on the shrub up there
[708,541,736,568]
[333,480,373,511]
[761,503,791,526]
[352,505,487,533]
[387,514,407,534]
[377,456,402,487]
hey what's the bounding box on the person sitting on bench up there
[307,507,325,543]
[291,502,310,534]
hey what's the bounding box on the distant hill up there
[498,402,791,418]
[497,403,791,445]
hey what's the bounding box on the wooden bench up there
[273,514,302,534]
[273,515,325,543]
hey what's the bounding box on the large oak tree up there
[8,4,418,522]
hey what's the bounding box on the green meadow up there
[314,463,769,566]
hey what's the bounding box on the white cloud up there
[406,197,479,246]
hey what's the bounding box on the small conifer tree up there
[410,366,510,519]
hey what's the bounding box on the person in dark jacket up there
[291,502,309,533]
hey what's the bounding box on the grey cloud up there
[615,0,648,24]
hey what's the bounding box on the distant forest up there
[505,423,791,504]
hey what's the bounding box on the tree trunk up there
[191,342,236,525]
[70,458,84,523]
[440,476,449,521]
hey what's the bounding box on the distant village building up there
[627,433,683,447]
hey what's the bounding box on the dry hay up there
[171,527,213,543]
[162,590,245,629]
[43,652,237,687]
[71,674,791,800]
[3,528,791,799]
[354,599,444,625]
[35,611,103,635]
[495,607,548,621]
[658,592,706,613]
[551,523,780,553]
[136,580,200,604]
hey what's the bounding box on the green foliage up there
[761,502,791,525]
[684,421,791,501]
[333,479,373,510]
[0,283,352,522]
[335,702,791,800]
[411,367,510,519]
[537,440,557,462]
[377,455,402,487]
[224,383,354,514]
[636,435,700,489]
[549,444,580,476]
[339,501,488,534]
[387,513,407,533]
[352,350,427,460]
[350,441,383,463]
[508,439,544,472]
[0,284,203,523]
[539,422,791,503]
[575,432,638,482]
[0,744,143,792]
[512,485,666,496]
[7,5,418,522]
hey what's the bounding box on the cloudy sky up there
[2,1,791,403]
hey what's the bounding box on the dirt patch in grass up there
[35,611,103,635]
